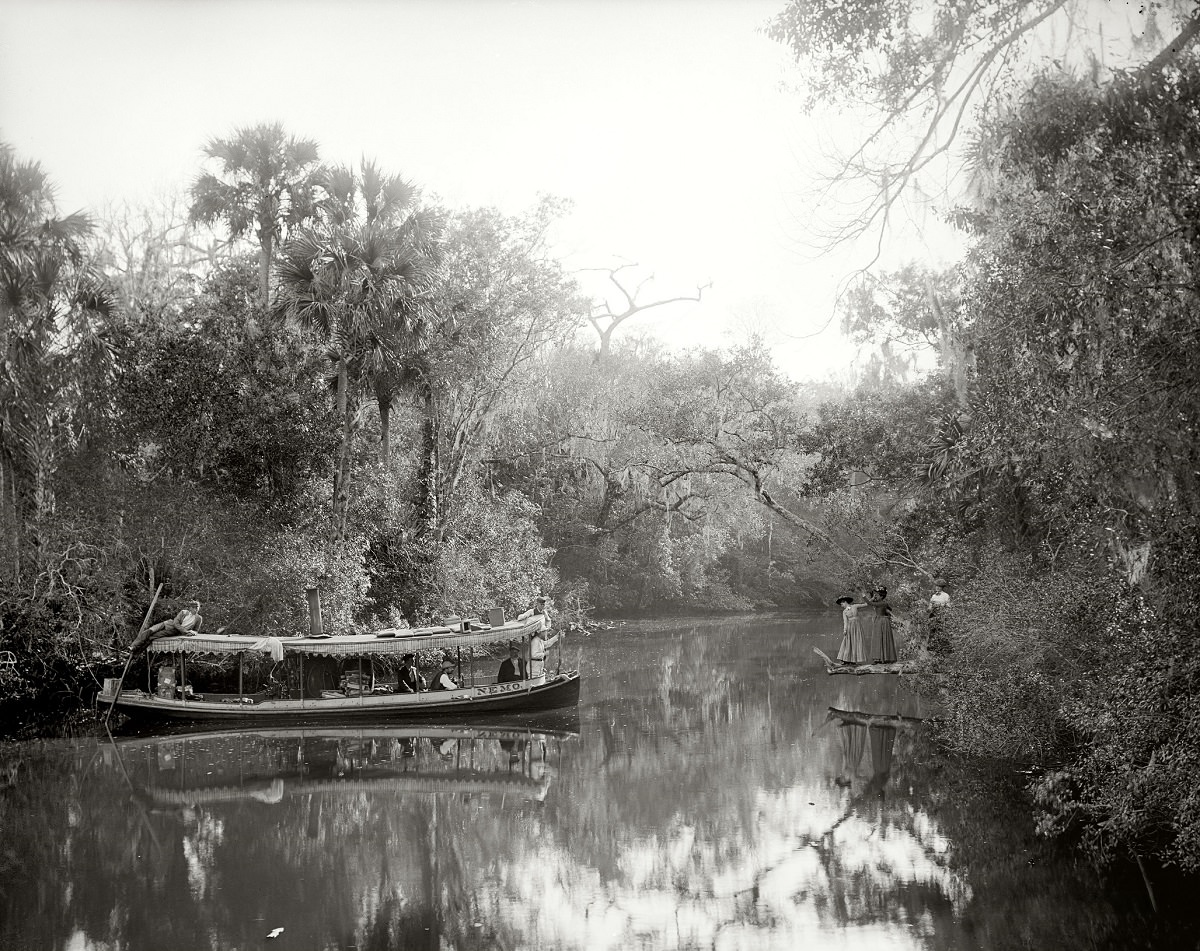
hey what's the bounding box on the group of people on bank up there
[835,587,897,666]
[835,579,952,665]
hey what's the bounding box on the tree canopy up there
[765,0,1200,248]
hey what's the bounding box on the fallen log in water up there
[825,706,925,729]
[813,647,916,676]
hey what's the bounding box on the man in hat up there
[518,595,552,631]
[431,655,458,691]
[398,653,425,693]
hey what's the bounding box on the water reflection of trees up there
[0,619,1181,949]
[0,727,568,951]
[473,622,1159,950]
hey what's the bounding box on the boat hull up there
[99,671,581,724]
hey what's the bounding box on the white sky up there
[0,0,970,380]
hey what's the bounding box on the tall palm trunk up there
[332,355,353,542]
[0,447,21,586]
[378,392,392,466]
[417,377,440,535]
[258,233,273,306]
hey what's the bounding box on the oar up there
[104,583,162,725]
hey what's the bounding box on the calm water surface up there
[0,613,1191,950]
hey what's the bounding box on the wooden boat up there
[98,614,581,723]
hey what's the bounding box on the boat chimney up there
[306,586,323,636]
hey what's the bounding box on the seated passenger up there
[398,653,425,693]
[496,644,527,683]
[431,657,457,690]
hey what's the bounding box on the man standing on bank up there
[928,577,951,653]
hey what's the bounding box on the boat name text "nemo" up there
[477,681,526,696]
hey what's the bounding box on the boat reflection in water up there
[119,719,577,808]
[96,719,580,951]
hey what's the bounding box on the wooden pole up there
[105,583,162,724]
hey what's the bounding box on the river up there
[0,612,1192,950]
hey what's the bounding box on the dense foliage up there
[0,129,850,722]
[5,27,1198,879]
[796,53,1200,872]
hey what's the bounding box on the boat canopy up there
[145,616,544,657]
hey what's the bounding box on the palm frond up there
[360,158,384,222]
[286,134,321,170]
[377,175,416,221]
[189,175,238,227]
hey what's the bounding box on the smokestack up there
[306,586,323,637]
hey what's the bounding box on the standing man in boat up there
[519,595,559,680]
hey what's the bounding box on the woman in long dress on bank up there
[835,595,870,665]
[865,587,898,663]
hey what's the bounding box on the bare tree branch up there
[581,264,712,361]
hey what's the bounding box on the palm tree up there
[188,123,322,305]
[274,160,441,541]
[0,144,116,582]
